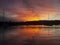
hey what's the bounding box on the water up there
[0,25,60,45]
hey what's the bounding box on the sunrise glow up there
[0,0,60,21]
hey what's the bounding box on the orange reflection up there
[6,27,55,40]
[4,26,56,45]
[18,27,39,39]
[5,27,55,40]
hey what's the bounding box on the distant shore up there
[0,20,60,26]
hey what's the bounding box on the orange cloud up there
[1,0,60,21]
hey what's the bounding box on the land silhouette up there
[0,20,60,26]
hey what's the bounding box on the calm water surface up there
[0,25,60,45]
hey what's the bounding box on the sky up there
[0,0,60,21]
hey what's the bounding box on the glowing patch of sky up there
[0,0,60,21]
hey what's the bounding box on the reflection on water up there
[0,25,60,45]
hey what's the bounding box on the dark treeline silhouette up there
[0,20,60,26]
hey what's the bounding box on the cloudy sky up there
[0,0,60,21]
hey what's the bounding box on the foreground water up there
[0,25,60,45]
